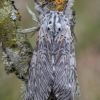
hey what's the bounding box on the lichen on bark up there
[0,0,33,82]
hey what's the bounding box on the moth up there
[24,0,76,100]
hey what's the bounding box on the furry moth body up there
[24,11,76,100]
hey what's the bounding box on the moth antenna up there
[34,0,49,23]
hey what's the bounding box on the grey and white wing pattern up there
[24,30,53,100]
[24,10,76,100]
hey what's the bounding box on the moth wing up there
[24,30,52,100]
[53,27,76,99]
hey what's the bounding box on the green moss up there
[0,1,20,48]
[0,16,16,48]
[0,11,22,49]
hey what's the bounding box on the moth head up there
[42,11,69,38]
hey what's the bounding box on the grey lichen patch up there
[10,9,17,21]
[74,75,82,100]
[2,51,14,73]
[20,84,26,100]
[0,0,33,82]
[4,33,33,81]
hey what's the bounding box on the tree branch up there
[0,0,33,82]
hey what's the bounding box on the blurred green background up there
[0,0,100,100]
